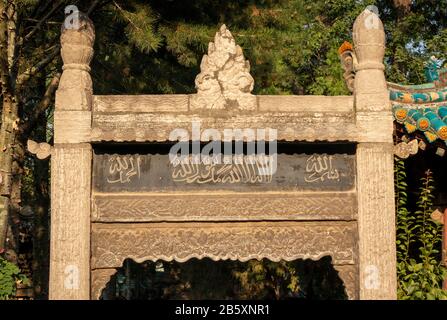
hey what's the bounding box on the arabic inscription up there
[106,155,141,184]
[304,155,341,183]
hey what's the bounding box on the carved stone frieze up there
[91,222,358,269]
[89,109,392,143]
[92,192,357,222]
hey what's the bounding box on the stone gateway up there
[49,8,396,300]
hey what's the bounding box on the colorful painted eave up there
[389,66,447,146]
[338,41,447,147]
[388,57,447,144]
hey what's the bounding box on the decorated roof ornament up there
[190,24,256,111]
[338,41,356,93]
[388,56,447,149]
[425,56,443,83]
[338,47,447,153]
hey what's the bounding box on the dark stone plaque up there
[92,143,356,192]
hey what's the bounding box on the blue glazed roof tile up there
[389,57,447,144]
[391,104,447,143]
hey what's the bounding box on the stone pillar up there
[353,9,397,299]
[49,14,94,300]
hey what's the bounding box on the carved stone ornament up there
[27,139,52,160]
[190,25,256,111]
[394,139,418,159]
[338,41,357,93]
[91,222,357,269]
[431,209,445,225]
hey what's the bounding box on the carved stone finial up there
[56,12,95,111]
[190,24,256,111]
[352,8,388,112]
[352,8,385,71]
[60,12,95,67]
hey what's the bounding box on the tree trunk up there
[0,94,19,248]
[0,1,19,250]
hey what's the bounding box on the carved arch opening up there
[93,257,355,300]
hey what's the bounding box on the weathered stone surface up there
[357,143,396,300]
[50,11,399,301]
[50,144,92,299]
[92,192,357,222]
[93,95,189,113]
[91,221,358,268]
[90,111,392,143]
[50,12,94,300]
[394,139,418,159]
[27,139,52,160]
[93,94,355,113]
[258,95,354,113]
[54,110,91,143]
[352,8,396,300]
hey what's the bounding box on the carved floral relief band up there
[91,221,358,268]
[91,192,358,222]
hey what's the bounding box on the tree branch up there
[87,0,105,16]
[30,0,52,22]
[10,1,63,78]
[20,73,60,138]
[16,45,60,88]
[7,0,18,86]
[22,1,64,43]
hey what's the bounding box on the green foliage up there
[91,0,366,95]
[395,159,447,300]
[111,1,162,53]
[89,0,447,96]
[0,256,29,300]
[104,257,347,299]
[233,260,300,299]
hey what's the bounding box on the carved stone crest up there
[190,25,256,111]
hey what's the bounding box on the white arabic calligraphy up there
[304,155,340,183]
[106,155,141,184]
[171,156,273,184]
